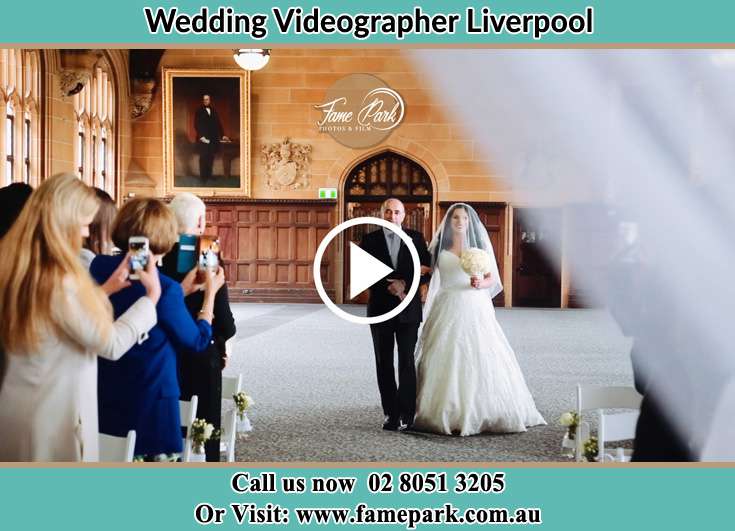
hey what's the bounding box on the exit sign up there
[319,188,337,199]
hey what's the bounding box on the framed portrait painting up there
[162,68,250,197]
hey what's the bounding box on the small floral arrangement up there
[190,418,220,450]
[558,411,581,439]
[233,392,255,420]
[460,247,493,277]
[583,437,599,462]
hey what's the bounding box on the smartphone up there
[196,235,220,282]
[197,235,220,271]
[176,234,198,274]
[128,236,150,280]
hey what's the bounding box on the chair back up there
[577,385,642,412]
[599,410,639,442]
[575,385,642,462]
[222,374,243,399]
[99,430,136,462]
[220,374,243,463]
[599,410,639,462]
[179,395,198,462]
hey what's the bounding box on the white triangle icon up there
[349,241,394,300]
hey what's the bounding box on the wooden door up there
[438,202,506,307]
[512,208,561,308]
[342,151,434,303]
[344,202,432,303]
[565,203,615,308]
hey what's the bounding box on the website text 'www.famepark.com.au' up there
[198,502,542,527]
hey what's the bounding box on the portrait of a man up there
[163,69,250,196]
[195,94,230,182]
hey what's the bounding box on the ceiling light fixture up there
[233,49,271,71]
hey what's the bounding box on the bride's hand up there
[471,274,492,289]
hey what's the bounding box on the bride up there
[413,203,546,436]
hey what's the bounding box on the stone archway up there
[339,149,435,304]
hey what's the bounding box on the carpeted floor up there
[224,304,633,462]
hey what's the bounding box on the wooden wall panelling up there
[204,199,336,302]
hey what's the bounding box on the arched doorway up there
[342,151,434,303]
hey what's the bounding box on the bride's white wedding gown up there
[414,251,546,436]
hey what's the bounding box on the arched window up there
[0,49,41,186]
[74,61,116,198]
[4,101,13,185]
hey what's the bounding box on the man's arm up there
[194,109,209,143]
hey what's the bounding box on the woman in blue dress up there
[91,197,225,459]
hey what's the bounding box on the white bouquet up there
[190,418,220,454]
[558,411,580,438]
[460,247,493,277]
[233,392,255,433]
[233,392,255,420]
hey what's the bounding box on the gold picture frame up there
[162,68,250,197]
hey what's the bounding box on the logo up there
[312,217,421,325]
[314,74,405,149]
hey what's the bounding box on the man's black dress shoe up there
[382,417,400,431]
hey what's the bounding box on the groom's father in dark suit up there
[360,198,431,431]
[194,94,228,181]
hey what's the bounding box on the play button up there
[349,242,393,299]
[313,216,421,325]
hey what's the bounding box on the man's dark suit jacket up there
[359,228,431,324]
[194,106,223,147]
[160,243,236,376]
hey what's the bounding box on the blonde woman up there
[0,174,161,462]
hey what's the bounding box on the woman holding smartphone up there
[91,197,225,460]
[0,174,161,462]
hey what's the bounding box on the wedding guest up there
[606,221,692,460]
[0,174,159,461]
[92,197,225,460]
[0,182,33,388]
[81,188,117,268]
[162,192,236,462]
[0,182,33,239]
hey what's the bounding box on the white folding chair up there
[179,395,198,462]
[576,385,642,462]
[220,374,243,463]
[598,410,640,462]
[98,430,136,462]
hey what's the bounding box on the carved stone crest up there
[58,50,99,98]
[59,70,90,98]
[261,138,312,190]
[130,78,156,119]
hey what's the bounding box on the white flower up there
[234,392,255,413]
[460,248,493,277]
[559,412,575,426]
[191,418,216,445]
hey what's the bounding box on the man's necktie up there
[387,232,399,268]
